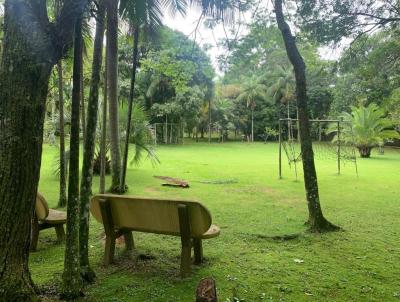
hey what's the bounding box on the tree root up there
[255,233,302,241]
[80,266,96,284]
[307,218,342,233]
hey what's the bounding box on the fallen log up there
[154,176,189,188]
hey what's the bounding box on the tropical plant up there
[236,78,268,142]
[329,103,400,158]
[93,143,111,175]
[128,104,160,166]
[267,65,295,118]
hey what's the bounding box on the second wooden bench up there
[90,194,220,276]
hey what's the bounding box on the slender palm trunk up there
[106,0,123,193]
[80,56,87,146]
[57,61,68,207]
[165,114,168,144]
[121,26,140,190]
[208,98,212,143]
[79,0,106,283]
[251,107,254,142]
[61,17,83,299]
[100,47,108,194]
[275,0,338,232]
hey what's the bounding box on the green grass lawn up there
[32,142,400,301]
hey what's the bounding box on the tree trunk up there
[0,5,53,301]
[100,45,108,194]
[275,0,339,232]
[61,17,83,300]
[121,26,140,191]
[358,146,372,158]
[106,0,123,193]
[208,98,212,143]
[251,107,254,142]
[80,53,87,146]
[0,0,87,299]
[165,115,168,144]
[57,61,68,208]
[79,0,105,283]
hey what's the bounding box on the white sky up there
[164,6,345,74]
[163,8,250,74]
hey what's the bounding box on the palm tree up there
[53,0,67,208]
[329,103,400,158]
[106,0,123,193]
[268,65,295,119]
[119,0,169,190]
[79,0,106,283]
[236,78,268,142]
[61,16,84,300]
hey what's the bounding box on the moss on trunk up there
[61,17,83,300]
[79,0,106,283]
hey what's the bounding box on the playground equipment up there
[278,118,358,180]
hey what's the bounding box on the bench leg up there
[124,231,134,251]
[55,224,65,243]
[30,217,39,252]
[180,238,192,277]
[193,238,203,264]
[104,235,116,266]
[178,204,193,277]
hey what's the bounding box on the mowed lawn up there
[32,142,400,301]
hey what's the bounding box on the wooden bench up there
[30,192,67,251]
[90,194,220,276]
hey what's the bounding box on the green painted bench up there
[90,194,220,276]
[31,193,66,251]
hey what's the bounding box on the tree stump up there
[196,278,217,302]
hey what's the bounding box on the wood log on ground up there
[154,176,190,188]
[196,278,217,302]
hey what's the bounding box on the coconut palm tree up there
[329,103,400,158]
[236,78,268,142]
[119,0,179,190]
[268,65,295,119]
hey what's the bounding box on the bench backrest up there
[90,194,213,237]
[36,192,49,220]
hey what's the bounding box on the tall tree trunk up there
[0,0,87,299]
[57,60,68,208]
[120,26,139,190]
[61,17,83,300]
[0,5,53,301]
[275,0,339,232]
[165,114,168,144]
[251,107,254,142]
[80,55,87,146]
[106,0,122,193]
[79,0,105,283]
[100,45,108,194]
[208,98,212,143]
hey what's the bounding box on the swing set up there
[278,118,358,180]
